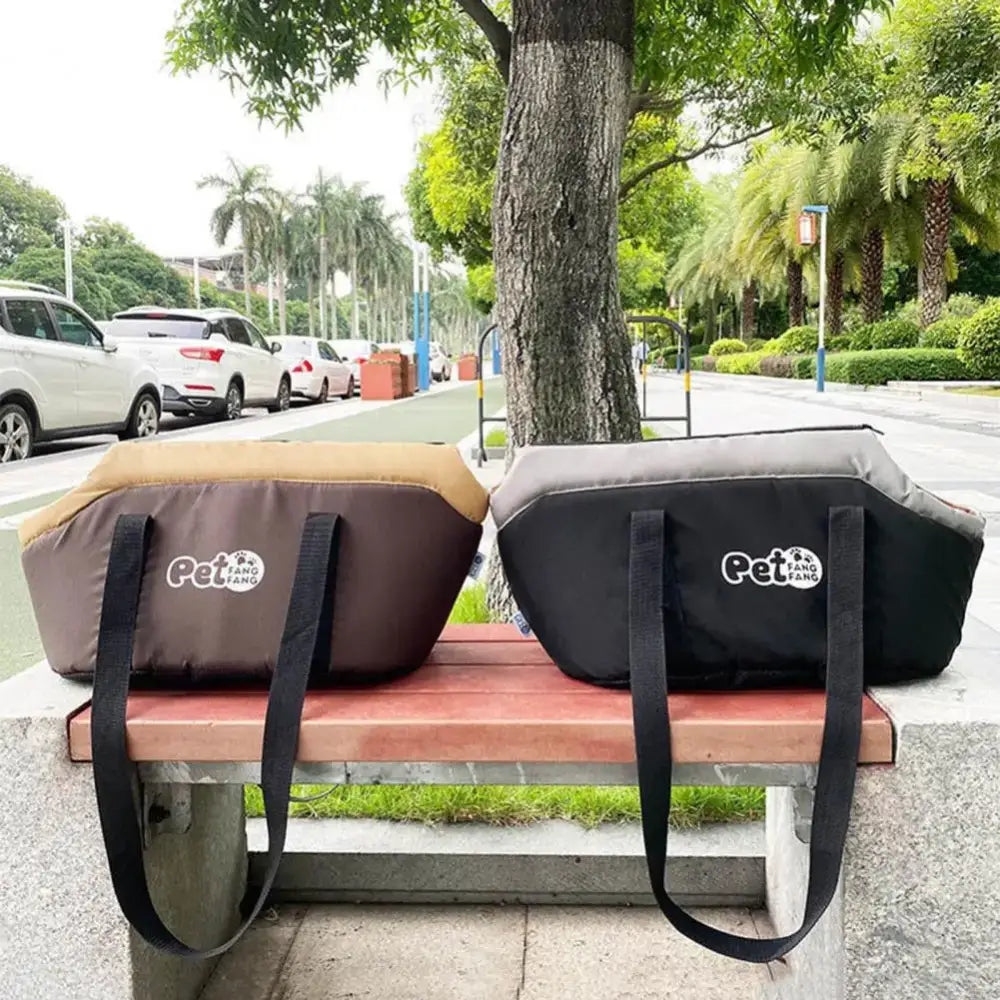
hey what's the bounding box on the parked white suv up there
[107,308,291,420]
[0,282,161,462]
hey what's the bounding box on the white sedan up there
[271,337,354,403]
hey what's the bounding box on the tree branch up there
[619,125,775,199]
[455,0,512,83]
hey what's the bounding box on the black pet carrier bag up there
[492,426,983,962]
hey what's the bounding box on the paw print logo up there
[784,546,822,589]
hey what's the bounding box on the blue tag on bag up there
[512,610,532,636]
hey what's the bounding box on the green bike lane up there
[0,379,505,682]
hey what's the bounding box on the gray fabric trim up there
[490,429,985,542]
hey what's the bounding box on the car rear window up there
[107,317,209,340]
[278,340,313,358]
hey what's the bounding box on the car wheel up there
[0,403,34,462]
[341,376,355,400]
[119,393,160,441]
[219,381,243,422]
[268,378,291,413]
[317,379,329,404]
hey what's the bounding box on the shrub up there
[894,300,921,328]
[760,355,797,378]
[716,351,762,375]
[794,356,815,378]
[850,320,919,351]
[708,338,746,356]
[748,338,768,350]
[958,301,1000,378]
[920,318,965,349]
[824,349,969,386]
[759,338,784,356]
[688,322,706,344]
[688,343,709,358]
[827,334,853,352]
[943,293,983,320]
[776,326,819,354]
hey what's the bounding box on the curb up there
[665,370,1000,417]
[248,817,764,907]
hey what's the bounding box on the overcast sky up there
[3,0,439,256]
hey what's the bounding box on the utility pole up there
[62,219,74,302]
[800,205,829,393]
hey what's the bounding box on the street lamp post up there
[419,246,431,392]
[62,219,74,302]
[802,204,829,393]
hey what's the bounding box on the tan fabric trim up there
[19,440,489,547]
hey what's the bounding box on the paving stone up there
[519,906,774,1000]
[269,904,525,999]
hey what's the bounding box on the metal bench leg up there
[0,667,247,1000]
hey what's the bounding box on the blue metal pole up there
[492,325,501,374]
[419,246,431,391]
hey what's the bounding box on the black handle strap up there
[629,505,864,963]
[91,511,340,958]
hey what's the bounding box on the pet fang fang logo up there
[721,547,823,590]
[166,550,265,593]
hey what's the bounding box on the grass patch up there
[947,386,1000,396]
[245,784,764,829]
[485,427,507,447]
[448,581,492,624]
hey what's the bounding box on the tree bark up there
[241,238,252,319]
[307,274,315,337]
[493,0,639,449]
[920,177,952,327]
[740,281,756,342]
[487,0,639,620]
[276,250,287,337]
[828,250,845,336]
[330,267,339,340]
[705,293,717,342]
[318,229,328,339]
[860,228,884,324]
[786,259,804,328]
[350,240,361,340]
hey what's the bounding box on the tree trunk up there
[487,0,638,620]
[828,250,845,336]
[318,230,328,339]
[493,0,638,449]
[330,268,339,340]
[705,293,717,342]
[350,241,361,339]
[786,259,804,328]
[860,228,884,323]
[276,250,287,337]
[740,281,756,342]
[307,274,315,337]
[920,177,952,327]
[241,239,252,319]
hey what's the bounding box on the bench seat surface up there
[68,624,893,765]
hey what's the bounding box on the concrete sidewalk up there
[201,903,777,999]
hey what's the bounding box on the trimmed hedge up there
[716,351,762,375]
[708,338,746,356]
[826,334,853,352]
[958,301,1000,378]
[850,319,919,351]
[689,343,709,358]
[920,318,965,349]
[776,326,819,354]
[824,349,968,386]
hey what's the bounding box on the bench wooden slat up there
[68,631,894,767]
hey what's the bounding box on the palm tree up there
[307,170,351,338]
[198,157,270,317]
[288,203,319,336]
[258,189,295,336]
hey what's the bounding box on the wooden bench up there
[10,620,1000,1000]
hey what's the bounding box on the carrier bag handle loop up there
[91,511,340,958]
[629,505,864,964]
